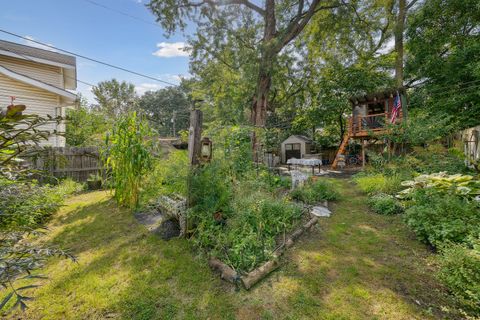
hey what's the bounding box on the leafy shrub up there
[56,178,85,196]
[290,179,339,204]
[0,178,78,312]
[353,173,403,195]
[188,161,304,273]
[207,125,254,179]
[258,170,291,192]
[191,189,303,272]
[367,193,404,215]
[437,238,480,316]
[404,190,480,248]
[0,179,63,229]
[140,150,188,207]
[189,161,233,215]
[366,151,388,171]
[411,144,468,174]
[0,105,75,312]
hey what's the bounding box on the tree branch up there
[406,0,419,11]
[277,0,343,52]
[202,0,266,16]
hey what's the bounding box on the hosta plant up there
[397,172,480,200]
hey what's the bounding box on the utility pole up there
[171,110,176,137]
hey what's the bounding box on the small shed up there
[281,135,312,163]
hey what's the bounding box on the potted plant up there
[87,173,102,190]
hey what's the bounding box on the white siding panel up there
[0,73,64,147]
[0,56,63,88]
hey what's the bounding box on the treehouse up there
[332,88,407,169]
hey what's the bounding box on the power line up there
[0,29,179,87]
[79,0,161,29]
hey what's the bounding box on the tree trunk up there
[251,0,276,160]
[395,0,407,88]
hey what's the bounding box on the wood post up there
[362,139,366,168]
[188,109,203,166]
[186,109,203,236]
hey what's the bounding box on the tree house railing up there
[348,112,402,137]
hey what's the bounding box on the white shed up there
[280,135,313,163]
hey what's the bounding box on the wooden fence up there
[27,146,102,182]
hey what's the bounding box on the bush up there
[290,179,339,204]
[353,173,403,195]
[140,150,188,207]
[192,190,303,272]
[411,144,468,174]
[437,238,480,316]
[0,179,64,229]
[188,161,304,273]
[404,190,480,248]
[189,161,233,215]
[258,169,291,192]
[56,178,85,196]
[367,193,404,215]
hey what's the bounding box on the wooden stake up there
[188,109,203,166]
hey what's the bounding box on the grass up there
[353,173,404,195]
[2,179,461,319]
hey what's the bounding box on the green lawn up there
[5,179,459,319]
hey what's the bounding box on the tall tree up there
[138,86,190,137]
[65,95,109,147]
[394,0,419,87]
[406,0,480,127]
[92,79,138,117]
[147,0,343,156]
[281,0,395,143]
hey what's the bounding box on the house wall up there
[281,136,308,163]
[0,56,64,88]
[0,73,64,147]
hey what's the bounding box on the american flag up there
[390,92,402,123]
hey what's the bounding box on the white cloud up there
[23,35,58,52]
[152,42,189,58]
[135,83,165,95]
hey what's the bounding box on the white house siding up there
[0,73,64,147]
[0,56,63,88]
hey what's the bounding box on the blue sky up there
[0,0,191,102]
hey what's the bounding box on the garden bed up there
[208,214,320,289]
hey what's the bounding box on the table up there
[287,158,322,174]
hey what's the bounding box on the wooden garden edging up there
[208,214,319,290]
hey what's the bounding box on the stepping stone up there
[134,210,165,231]
[311,206,331,217]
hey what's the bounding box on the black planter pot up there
[87,180,102,190]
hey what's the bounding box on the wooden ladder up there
[332,133,350,169]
